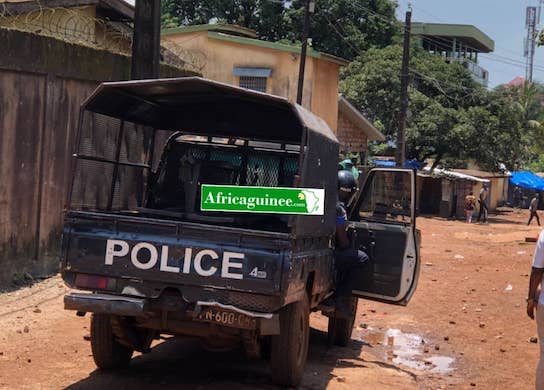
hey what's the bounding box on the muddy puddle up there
[355,326,455,374]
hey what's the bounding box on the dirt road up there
[0,209,541,389]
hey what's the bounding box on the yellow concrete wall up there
[164,31,340,132]
[311,59,339,133]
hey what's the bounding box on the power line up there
[320,5,492,94]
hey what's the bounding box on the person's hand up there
[528,300,537,320]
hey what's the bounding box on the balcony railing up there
[445,57,489,84]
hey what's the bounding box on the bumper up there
[64,293,147,316]
[63,293,280,334]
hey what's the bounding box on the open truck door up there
[347,168,420,306]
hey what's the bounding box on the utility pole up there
[296,0,315,105]
[131,0,161,80]
[396,6,412,167]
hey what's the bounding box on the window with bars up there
[239,76,268,93]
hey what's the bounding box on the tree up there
[160,1,299,44]
[161,0,399,60]
[284,0,399,60]
[340,45,487,168]
[339,44,541,171]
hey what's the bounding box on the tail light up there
[75,274,117,291]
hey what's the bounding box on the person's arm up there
[528,267,544,319]
[335,204,350,250]
[528,231,544,319]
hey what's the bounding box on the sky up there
[396,0,544,88]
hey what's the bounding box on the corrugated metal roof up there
[422,167,490,183]
[452,169,510,178]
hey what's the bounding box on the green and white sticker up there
[201,185,325,215]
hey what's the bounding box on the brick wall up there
[337,111,368,155]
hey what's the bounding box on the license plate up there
[196,307,257,329]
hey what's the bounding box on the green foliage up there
[527,154,544,172]
[161,0,399,60]
[285,0,399,60]
[340,44,543,171]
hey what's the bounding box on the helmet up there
[338,170,357,193]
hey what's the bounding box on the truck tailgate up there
[62,212,289,295]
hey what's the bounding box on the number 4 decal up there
[249,267,267,279]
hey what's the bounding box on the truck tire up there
[90,314,133,369]
[270,295,310,387]
[327,297,358,347]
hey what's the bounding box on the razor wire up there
[0,3,205,73]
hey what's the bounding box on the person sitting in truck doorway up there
[334,170,369,318]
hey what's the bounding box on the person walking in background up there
[526,230,544,389]
[529,194,542,226]
[465,192,476,224]
[477,185,489,223]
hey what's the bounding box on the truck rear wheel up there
[328,297,358,347]
[90,314,133,369]
[270,295,310,387]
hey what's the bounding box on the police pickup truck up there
[61,78,420,387]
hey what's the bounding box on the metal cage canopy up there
[75,77,339,237]
[81,77,338,144]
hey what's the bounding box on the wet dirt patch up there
[355,327,455,375]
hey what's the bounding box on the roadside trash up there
[425,262,433,266]
[517,251,526,255]
[454,254,464,260]
[504,284,513,292]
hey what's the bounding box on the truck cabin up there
[68,77,339,236]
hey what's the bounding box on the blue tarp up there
[372,159,425,170]
[510,171,544,191]
[373,160,396,167]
